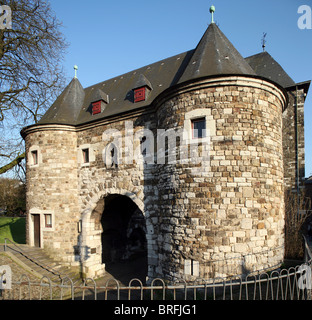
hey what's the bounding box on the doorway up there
[32,214,41,247]
[101,194,147,282]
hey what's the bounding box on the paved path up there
[0,243,80,283]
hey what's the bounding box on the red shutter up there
[92,101,102,115]
[134,87,146,103]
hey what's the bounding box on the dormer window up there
[134,87,146,103]
[90,88,109,115]
[133,74,152,103]
[92,101,102,115]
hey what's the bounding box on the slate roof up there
[38,23,296,127]
[245,51,296,88]
[39,77,85,125]
[178,23,256,83]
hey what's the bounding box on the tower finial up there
[74,65,78,78]
[210,5,215,24]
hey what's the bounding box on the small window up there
[134,87,146,103]
[92,101,102,115]
[31,150,38,165]
[110,147,118,168]
[140,136,147,157]
[184,259,199,276]
[104,143,119,168]
[82,149,89,163]
[77,220,82,233]
[44,214,52,228]
[191,118,206,139]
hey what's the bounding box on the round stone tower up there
[21,78,84,265]
[154,23,286,281]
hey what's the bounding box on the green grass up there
[0,217,26,244]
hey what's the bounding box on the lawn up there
[0,217,26,244]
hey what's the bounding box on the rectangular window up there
[77,220,82,233]
[184,259,199,276]
[82,148,89,163]
[92,101,102,115]
[191,118,206,138]
[134,87,146,103]
[31,150,38,165]
[44,214,52,228]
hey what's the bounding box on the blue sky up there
[49,0,312,176]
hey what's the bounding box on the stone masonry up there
[21,22,309,281]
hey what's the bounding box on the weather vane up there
[74,65,78,78]
[262,33,267,52]
[210,5,215,24]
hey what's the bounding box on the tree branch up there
[0,152,25,175]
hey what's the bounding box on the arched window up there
[104,143,119,168]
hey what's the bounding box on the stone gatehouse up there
[21,19,310,281]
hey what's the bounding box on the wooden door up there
[33,214,40,247]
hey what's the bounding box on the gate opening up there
[101,194,147,282]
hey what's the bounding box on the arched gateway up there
[79,189,151,280]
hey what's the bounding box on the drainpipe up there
[295,85,300,196]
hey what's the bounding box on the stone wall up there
[154,76,286,281]
[24,126,80,265]
[23,75,287,281]
[75,112,158,278]
[283,87,306,191]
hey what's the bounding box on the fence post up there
[308,265,312,300]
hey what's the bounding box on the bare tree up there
[0,0,68,177]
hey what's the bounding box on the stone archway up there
[80,187,154,281]
[100,194,147,282]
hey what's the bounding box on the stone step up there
[2,244,80,283]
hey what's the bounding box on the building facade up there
[22,21,310,281]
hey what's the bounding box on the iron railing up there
[3,238,64,281]
[1,237,311,301]
[1,260,311,300]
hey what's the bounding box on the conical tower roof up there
[38,77,85,125]
[245,51,296,88]
[178,23,256,84]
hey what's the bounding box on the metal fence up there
[1,260,312,301]
[1,237,312,301]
